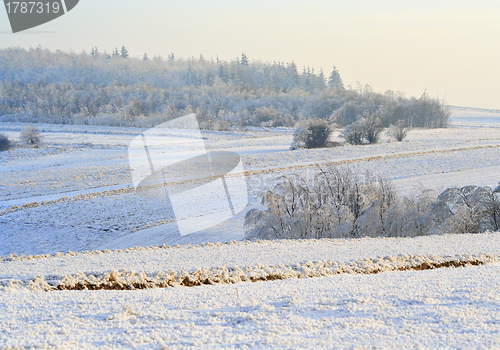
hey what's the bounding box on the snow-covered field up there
[1,106,500,255]
[2,233,500,348]
[1,106,500,348]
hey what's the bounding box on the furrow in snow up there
[3,253,497,292]
[244,144,500,175]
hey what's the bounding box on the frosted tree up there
[243,166,500,240]
[341,116,384,145]
[316,68,326,90]
[290,119,332,149]
[245,166,395,240]
[20,125,42,145]
[241,53,249,66]
[286,61,300,88]
[0,47,450,130]
[328,66,343,89]
[120,46,129,58]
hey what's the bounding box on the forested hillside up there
[0,47,448,129]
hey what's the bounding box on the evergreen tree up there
[303,66,311,90]
[316,67,326,89]
[112,47,119,57]
[218,65,227,82]
[143,53,148,61]
[120,46,129,58]
[241,52,249,66]
[169,53,175,61]
[186,66,197,85]
[328,66,344,89]
[288,61,299,86]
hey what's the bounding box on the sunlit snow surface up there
[1,106,500,255]
[1,234,500,348]
[1,106,500,348]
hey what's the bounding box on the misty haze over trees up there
[0,47,448,129]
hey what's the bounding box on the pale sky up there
[1,0,500,109]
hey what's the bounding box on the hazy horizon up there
[2,0,499,110]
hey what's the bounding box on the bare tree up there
[389,120,410,142]
[341,117,383,145]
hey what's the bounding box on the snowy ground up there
[1,233,500,348]
[1,106,500,348]
[3,263,500,348]
[1,106,500,255]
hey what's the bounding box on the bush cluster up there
[341,118,384,145]
[244,166,500,240]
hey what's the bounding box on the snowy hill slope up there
[1,106,500,256]
[2,233,500,348]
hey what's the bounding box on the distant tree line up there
[0,47,448,129]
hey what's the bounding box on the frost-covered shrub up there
[212,120,231,131]
[0,133,11,151]
[290,119,332,150]
[341,118,383,145]
[245,166,409,240]
[427,186,500,234]
[20,125,42,145]
[388,120,410,142]
[341,121,364,145]
[363,118,384,144]
[245,169,500,241]
[251,107,282,127]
